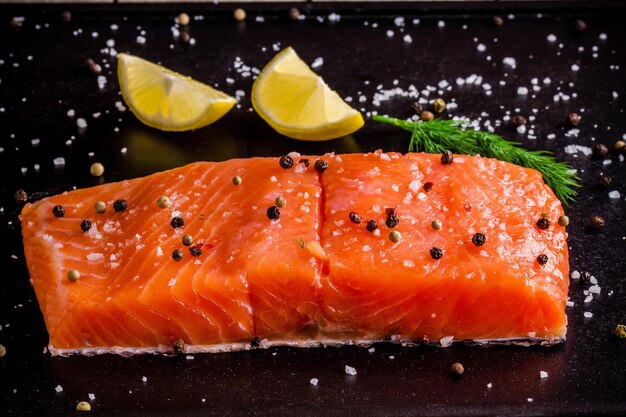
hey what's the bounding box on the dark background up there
[0,2,625,416]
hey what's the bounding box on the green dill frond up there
[372,115,580,205]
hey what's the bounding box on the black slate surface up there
[1,4,625,416]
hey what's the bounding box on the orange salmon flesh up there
[20,151,569,356]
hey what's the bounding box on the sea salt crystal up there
[571,64,580,72]
[309,378,319,386]
[142,376,147,382]
[584,312,593,318]
[599,33,607,40]
[386,30,394,38]
[517,87,529,96]
[156,247,163,257]
[186,355,194,360]
[394,17,405,27]
[328,13,340,22]
[67,109,75,117]
[88,393,95,400]
[502,57,516,68]
[311,57,323,69]
[608,191,620,199]
[477,43,486,52]
[87,252,104,262]
[540,371,548,379]
[487,383,493,388]
[566,301,575,307]
[77,118,87,128]
[528,398,534,403]
[440,335,454,347]
[403,34,413,44]
[438,20,445,28]
[53,157,65,167]
[368,348,375,353]
[136,35,146,44]
[345,365,357,375]
[547,34,557,42]
[589,285,601,294]
[584,294,593,303]
[54,385,63,393]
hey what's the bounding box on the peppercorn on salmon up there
[20,151,569,356]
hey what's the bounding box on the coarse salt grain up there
[77,118,87,128]
[386,30,394,38]
[345,365,357,375]
[142,376,147,382]
[571,64,580,72]
[502,57,516,68]
[517,87,529,96]
[566,301,574,307]
[589,285,601,294]
[309,378,319,386]
[547,34,557,42]
[53,157,65,167]
[54,385,63,393]
[88,393,95,400]
[609,191,621,199]
[440,335,454,347]
[487,383,493,388]
[477,43,486,52]
[311,57,323,69]
[540,371,548,379]
[403,34,413,44]
[584,312,593,318]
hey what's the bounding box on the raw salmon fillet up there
[20,151,569,356]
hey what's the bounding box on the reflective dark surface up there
[0,5,625,416]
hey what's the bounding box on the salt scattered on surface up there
[53,157,65,167]
[487,383,493,388]
[571,64,580,72]
[328,13,341,22]
[502,57,517,68]
[528,398,534,403]
[547,34,557,42]
[311,57,323,69]
[564,145,592,155]
[584,312,593,318]
[477,43,486,52]
[77,118,87,128]
[566,301,575,307]
[403,34,413,44]
[540,371,548,379]
[54,385,63,393]
[609,191,621,199]
[517,87,529,95]
[142,376,147,382]
[309,378,319,386]
[88,393,95,400]
[386,30,394,38]
[589,285,601,294]
[345,365,357,375]
[440,335,454,347]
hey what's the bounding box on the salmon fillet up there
[20,151,569,356]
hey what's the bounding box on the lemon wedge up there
[251,47,364,141]
[117,53,236,131]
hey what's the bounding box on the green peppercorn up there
[615,324,626,339]
[557,215,569,227]
[232,176,242,186]
[433,98,446,113]
[182,235,193,246]
[431,219,442,231]
[94,201,106,214]
[389,230,402,243]
[157,195,171,209]
[67,269,80,282]
[275,196,286,208]
[76,401,91,412]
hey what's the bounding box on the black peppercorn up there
[113,199,127,212]
[172,338,185,353]
[172,249,184,261]
[590,215,605,229]
[314,159,328,173]
[52,205,65,218]
[299,158,310,167]
[567,112,581,126]
[179,31,190,43]
[430,247,443,260]
[593,144,608,158]
[267,205,280,220]
[537,254,548,265]
[536,217,550,230]
[349,212,362,224]
[386,214,399,228]
[80,219,92,232]
[471,233,486,247]
[14,189,28,202]
[60,10,72,23]
[411,102,423,114]
[492,15,504,26]
[85,58,102,75]
[511,114,527,126]
[599,175,612,188]
[423,182,433,192]
[441,150,454,165]
[365,220,378,232]
[170,216,184,229]
[250,337,261,348]
[279,155,294,169]
[189,246,202,257]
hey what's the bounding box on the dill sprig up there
[372,115,580,205]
